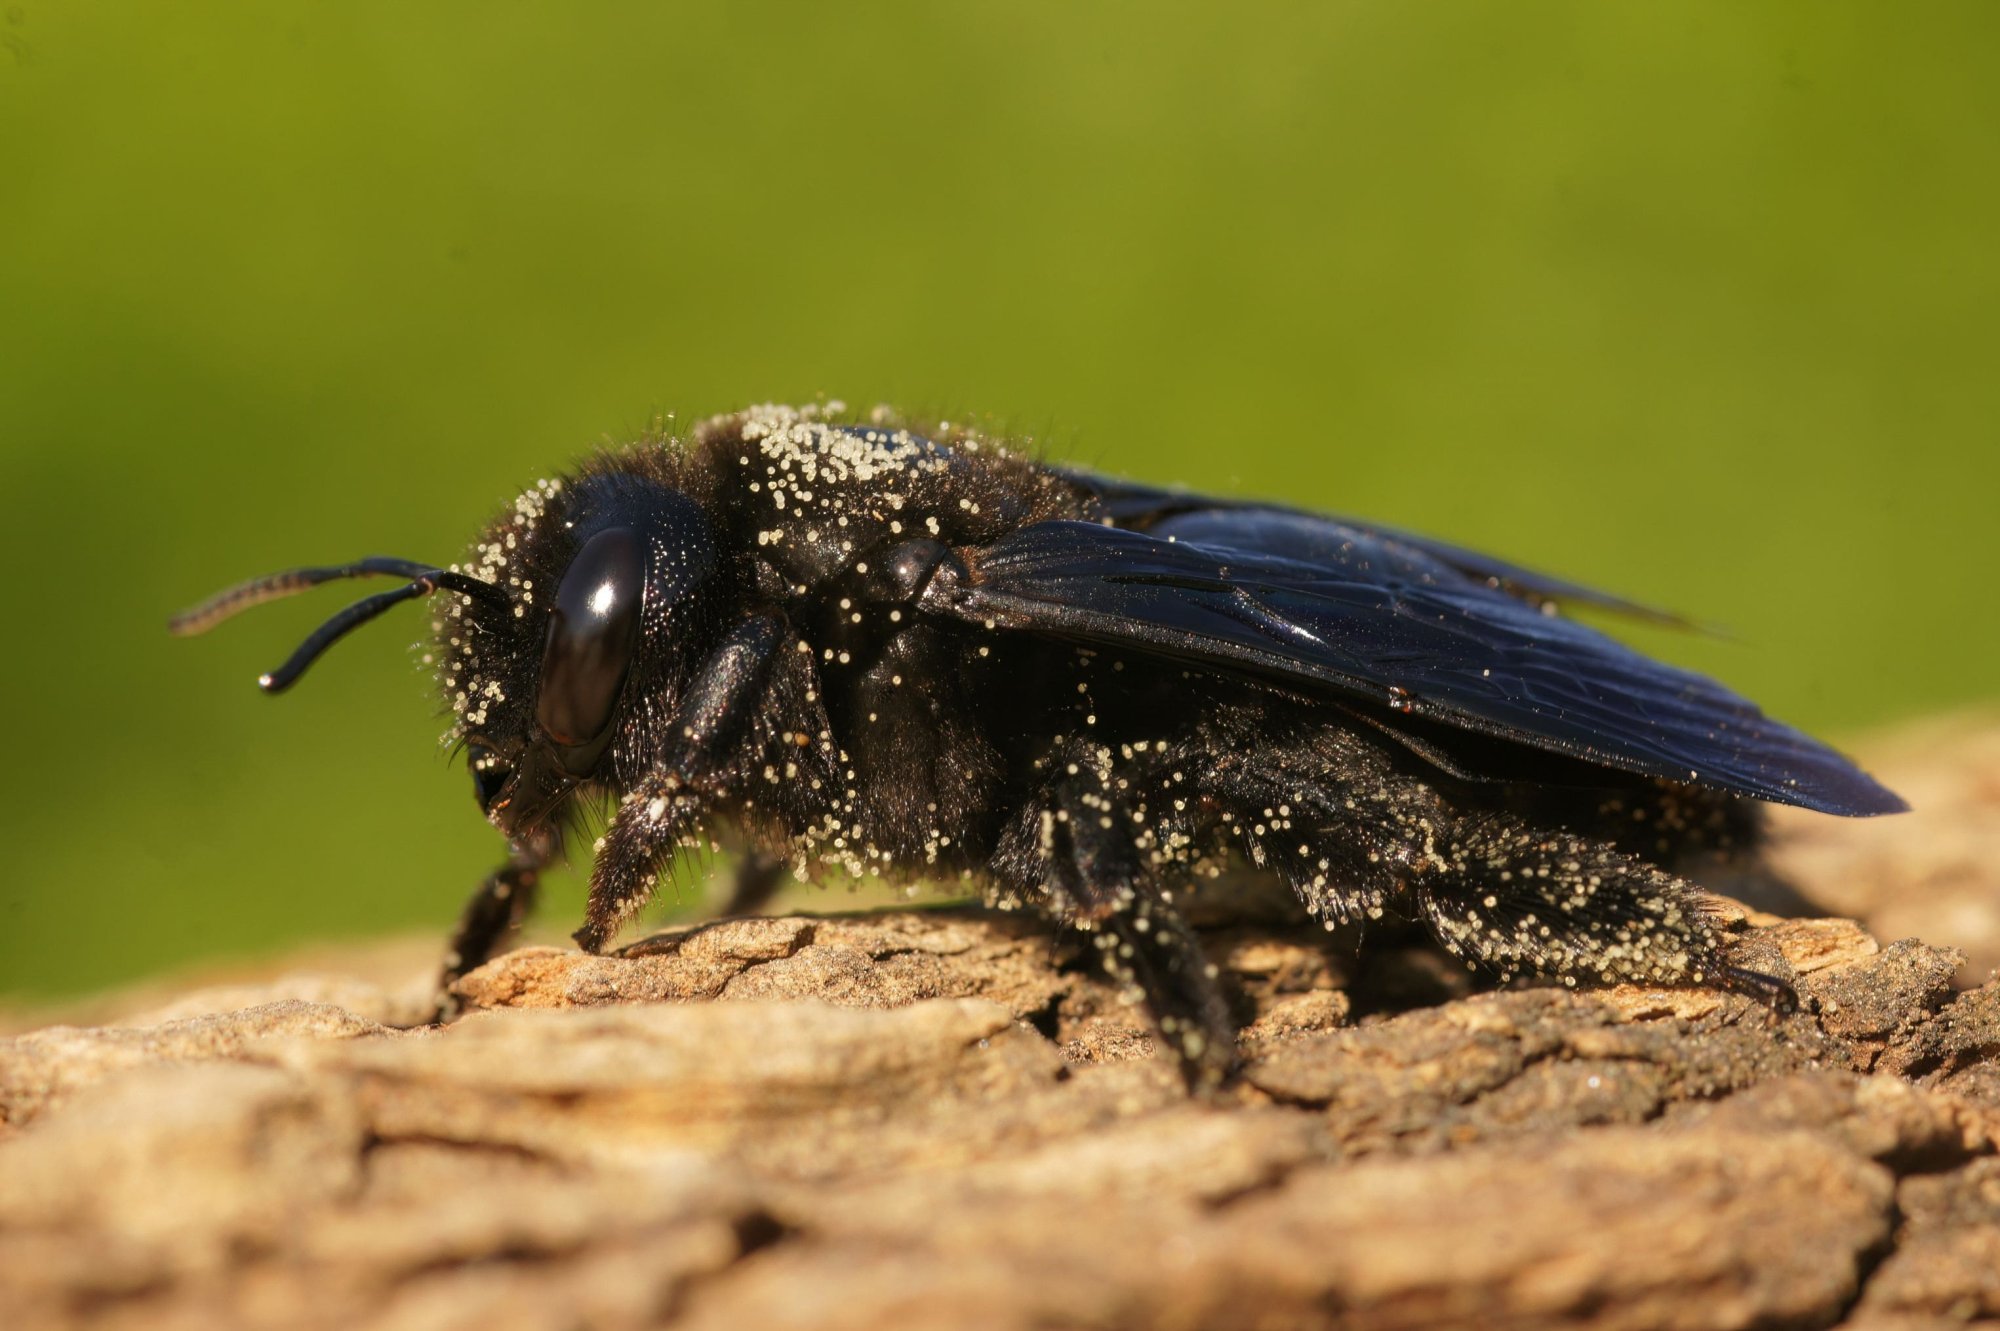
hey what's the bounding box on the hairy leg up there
[575,613,793,953]
[720,846,791,916]
[1168,714,1792,1009]
[436,831,552,1018]
[992,739,1238,1089]
[1414,811,1736,992]
[1089,901,1238,1088]
[575,775,703,952]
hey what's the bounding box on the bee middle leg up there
[1088,899,1239,1090]
[436,831,552,1019]
[720,846,791,916]
[992,748,1238,1090]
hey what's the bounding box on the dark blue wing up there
[926,517,1903,817]
[1060,467,1690,626]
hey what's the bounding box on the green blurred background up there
[3,3,1995,1001]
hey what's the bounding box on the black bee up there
[173,404,1904,1085]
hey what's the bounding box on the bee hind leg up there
[1410,809,1746,1002]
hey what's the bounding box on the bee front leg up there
[435,829,554,1020]
[573,776,710,953]
[574,613,788,953]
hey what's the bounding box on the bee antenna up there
[169,557,511,694]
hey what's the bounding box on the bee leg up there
[574,613,788,953]
[1409,810,1739,999]
[573,776,703,954]
[1720,965,1800,1016]
[721,847,790,916]
[1088,902,1239,1092]
[435,832,552,1021]
[1179,729,1756,1007]
[994,754,1239,1091]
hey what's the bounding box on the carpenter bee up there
[173,403,1904,1085]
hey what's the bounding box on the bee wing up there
[1061,467,1691,626]
[930,518,1904,817]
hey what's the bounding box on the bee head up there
[172,463,722,838]
[442,469,719,833]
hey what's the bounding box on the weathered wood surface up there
[4,718,1997,1331]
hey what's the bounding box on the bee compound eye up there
[536,527,646,756]
[467,743,513,815]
